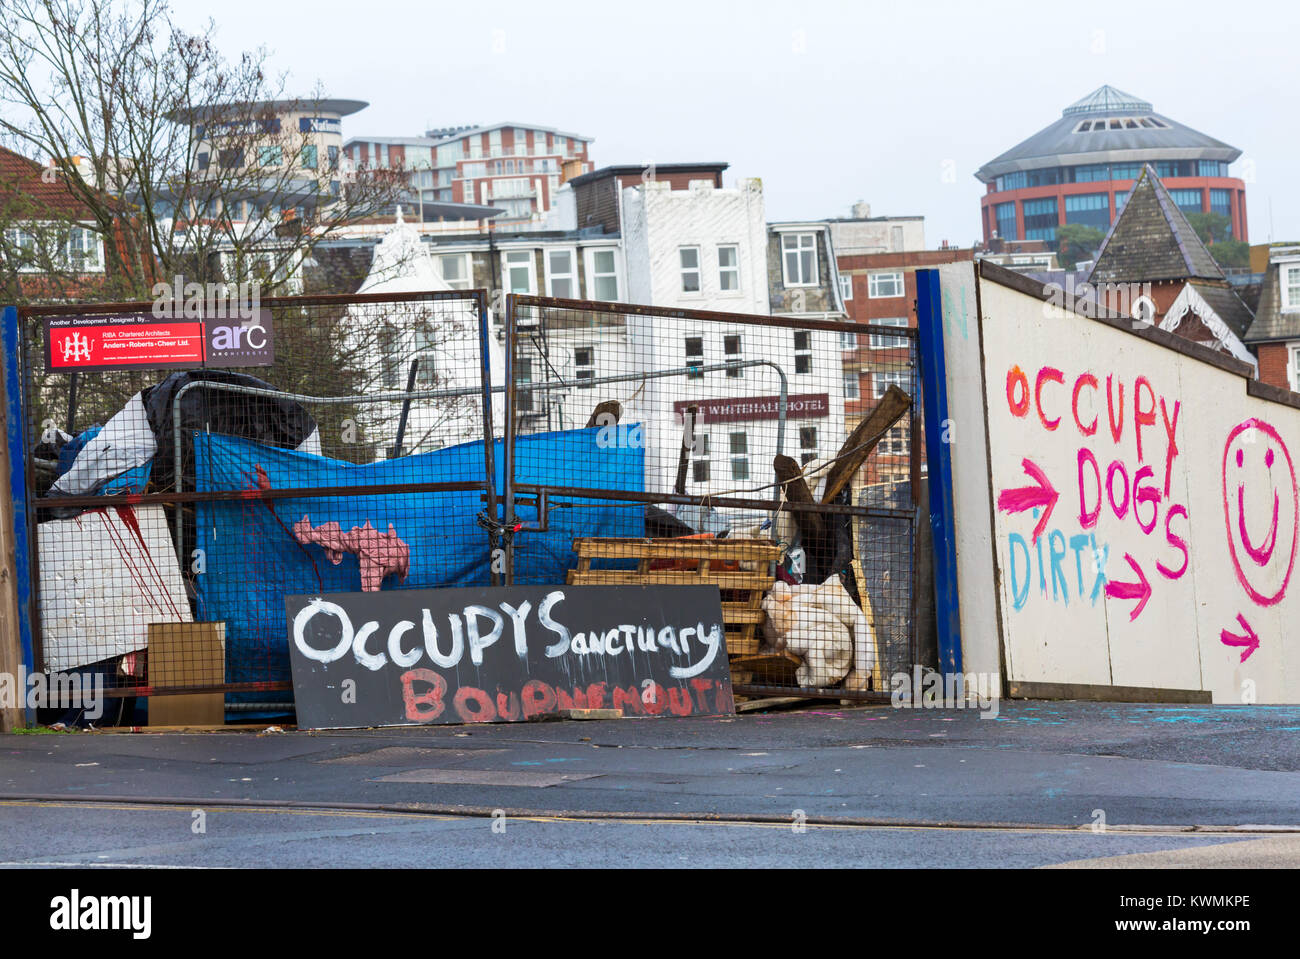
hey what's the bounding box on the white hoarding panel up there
[39,504,192,672]
[970,273,1300,703]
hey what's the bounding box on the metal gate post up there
[476,290,502,586]
[501,294,517,586]
[1,306,36,680]
[916,268,963,676]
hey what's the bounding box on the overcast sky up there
[170,0,1298,247]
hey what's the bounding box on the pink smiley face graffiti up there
[1222,419,1298,607]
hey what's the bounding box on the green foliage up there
[1056,224,1106,270]
[1186,212,1233,246]
[1207,239,1250,270]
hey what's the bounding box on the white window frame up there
[882,424,910,456]
[1289,344,1300,393]
[868,271,904,298]
[437,252,473,290]
[573,344,596,389]
[799,425,818,466]
[502,248,537,295]
[793,330,812,374]
[874,370,909,399]
[1282,263,1300,312]
[691,433,711,483]
[869,317,909,349]
[515,356,535,413]
[781,233,818,287]
[723,333,743,378]
[839,274,853,301]
[5,224,105,274]
[843,369,860,400]
[717,244,740,293]
[584,247,620,301]
[544,246,577,298]
[679,246,702,294]
[729,431,749,481]
[685,335,705,379]
[839,330,858,350]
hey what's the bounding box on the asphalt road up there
[3,700,1299,867]
[0,801,1282,869]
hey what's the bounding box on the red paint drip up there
[114,505,185,621]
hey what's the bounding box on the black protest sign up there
[284,585,734,729]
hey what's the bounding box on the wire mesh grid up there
[17,287,921,717]
[502,295,921,701]
[22,290,498,708]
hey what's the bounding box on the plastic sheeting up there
[50,371,320,497]
[50,393,155,496]
[192,426,645,702]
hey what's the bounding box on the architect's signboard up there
[44,310,275,373]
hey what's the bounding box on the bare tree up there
[0,0,406,301]
[0,0,431,451]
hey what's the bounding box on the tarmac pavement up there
[2,700,1299,866]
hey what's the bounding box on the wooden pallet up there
[568,537,781,656]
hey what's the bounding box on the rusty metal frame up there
[18,288,497,694]
[502,294,921,703]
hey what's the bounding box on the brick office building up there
[837,246,975,485]
[976,85,1247,248]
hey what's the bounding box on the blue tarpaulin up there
[192,427,644,703]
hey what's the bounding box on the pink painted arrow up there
[997,457,1059,544]
[1105,553,1151,621]
[1220,614,1261,663]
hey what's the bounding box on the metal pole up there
[502,294,517,586]
[674,405,697,496]
[389,358,419,459]
[476,291,501,587]
[66,371,79,435]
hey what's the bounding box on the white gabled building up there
[346,210,504,457]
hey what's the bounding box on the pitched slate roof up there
[1243,256,1300,343]
[1187,282,1254,340]
[1088,165,1223,285]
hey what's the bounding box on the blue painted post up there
[1,306,36,684]
[915,270,963,675]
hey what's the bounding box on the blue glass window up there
[995,202,1017,241]
[1064,193,1111,230]
[997,171,1027,192]
[1073,164,1111,182]
[1199,160,1227,177]
[1168,188,1203,214]
[1023,198,1058,241]
[1110,164,1142,181]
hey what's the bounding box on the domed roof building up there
[976,86,1247,247]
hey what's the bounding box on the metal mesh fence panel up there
[502,295,920,701]
[21,290,498,711]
